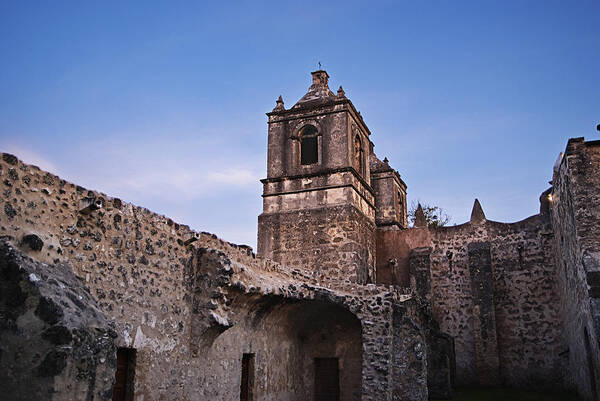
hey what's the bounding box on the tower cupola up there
[293,70,336,108]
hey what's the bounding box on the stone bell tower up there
[257,70,377,284]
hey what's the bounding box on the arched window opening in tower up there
[300,125,318,165]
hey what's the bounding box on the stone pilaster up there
[467,241,500,385]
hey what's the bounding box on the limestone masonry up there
[0,71,598,401]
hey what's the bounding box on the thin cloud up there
[205,169,259,187]
[66,156,261,203]
[46,135,264,202]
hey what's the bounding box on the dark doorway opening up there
[314,357,340,401]
[240,353,255,401]
[112,348,136,401]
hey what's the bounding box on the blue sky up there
[1,1,599,249]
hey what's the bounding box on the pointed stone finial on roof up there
[383,157,389,163]
[337,85,346,98]
[273,95,285,112]
[414,203,427,228]
[470,198,486,225]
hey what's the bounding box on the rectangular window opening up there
[314,357,340,401]
[240,353,255,401]
[301,136,318,165]
[112,347,136,401]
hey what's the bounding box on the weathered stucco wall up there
[551,138,600,401]
[376,208,566,390]
[0,152,428,401]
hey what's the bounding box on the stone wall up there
[0,240,116,401]
[377,208,566,390]
[406,247,455,399]
[0,152,428,401]
[184,246,427,401]
[183,248,363,401]
[391,302,428,401]
[261,169,376,219]
[551,138,600,401]
[258,204,376,284]
[0,152,229,400]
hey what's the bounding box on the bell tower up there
[257,70,376,284]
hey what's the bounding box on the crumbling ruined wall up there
[0,153,279,400]
[551,138,600,401]
[0,152,428,401]
[0,152,223,400]
[377,207,565,390]
[0,240,116,401]
[188,274,363,399]
[183,246,427,401]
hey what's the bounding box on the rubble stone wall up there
[258,204,376,284]
[0,240,116,401]
[404,247,455,399]
[377,213,565,389]
[551,138,600,401]
[167,245,427,401]
[0,152,234,400]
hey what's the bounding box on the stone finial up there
[294,70,335,106]
[337,85,346,98]
[414,203,427,228]
[311,70,329,88]
[383,157,389,163]
[470,198,486,225]
[273,95,285,112]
